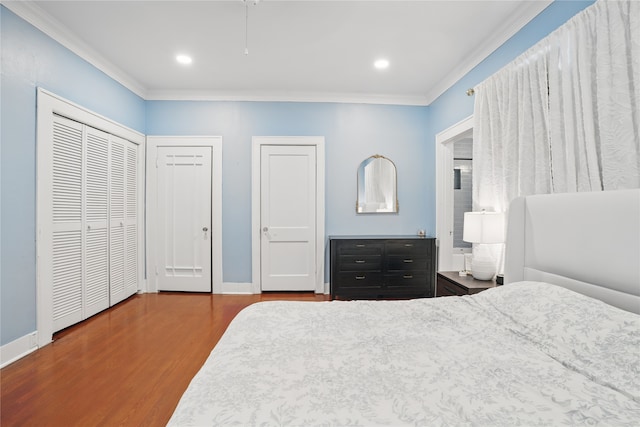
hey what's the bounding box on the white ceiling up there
[7,0,552,105]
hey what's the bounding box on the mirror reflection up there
[357,155,398,213]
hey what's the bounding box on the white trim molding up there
[423,1,552,103]
[1,332,38,368]
[3,0,551,106]
[36,88,146,348]
[251,136,326,295]
[435,115,473,272]
[146,90,430,106]
[145,136,224,294]
[3,1,147,98]
[221,282,254,294]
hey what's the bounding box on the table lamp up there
[463,211,505,280]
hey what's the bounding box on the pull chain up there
[244,1,249,55]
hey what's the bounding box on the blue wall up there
[0,6,146,345]
[146,101,432,283]
[1,0,593,347]
[428,0,595,136]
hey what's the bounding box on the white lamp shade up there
[463,211,505,244]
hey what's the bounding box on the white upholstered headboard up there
[504,189,640,314]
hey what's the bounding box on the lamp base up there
[470,256,496,281]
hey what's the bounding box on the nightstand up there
[436,271,497,296]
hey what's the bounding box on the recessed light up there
[374,58,389,70]
[176,54,193,65]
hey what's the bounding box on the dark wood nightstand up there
[436,271,497,296]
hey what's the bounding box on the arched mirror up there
[356,154,398,213]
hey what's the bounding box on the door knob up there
[203,227,208,232]
[263,227,269,232]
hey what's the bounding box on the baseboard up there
[1,332,38,368]
[221,282,331,295]
[221,282,255,294]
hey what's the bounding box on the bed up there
[168,189,640,426]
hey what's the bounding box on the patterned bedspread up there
[167,282,640,426]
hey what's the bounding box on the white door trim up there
[146,136,223,294]
[251,136,325,294]
[36,88,145,348]
[435,115,473,272]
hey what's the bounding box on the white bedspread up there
[168,282,640,426]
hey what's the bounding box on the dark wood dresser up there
[436,271,497,296]
[330,236,435,300]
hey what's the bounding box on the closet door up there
[109,136,127,305]
[84,127,110,317]
[51,116,84,331]
[110,136,139,305]
[124,140,138,298]
[48,117,139,332]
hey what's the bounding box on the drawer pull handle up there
[403,259,413,263]
[403,275,413,279]
[355,260,366,264]
[404,244,413,247]
[356,244,366,247]
[355,276,366,280]
[444,285,459,295]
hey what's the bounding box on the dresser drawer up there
[335,272,383,289]
[385,272,429,288]
[337,255,382,272]
[386,240,429,255]
[337,241,384,255]
[385,255,429,271]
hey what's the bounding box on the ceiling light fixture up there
[176,54,193,65]
[374,59,390,70]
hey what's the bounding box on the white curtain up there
[474,0,640,212]
[473,47,551,212]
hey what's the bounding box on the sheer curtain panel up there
[474,0,639,212]
[473,48,551,212]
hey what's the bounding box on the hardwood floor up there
[1,292,329,426]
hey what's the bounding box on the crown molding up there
[2,0,148,98]
[145,89,431,106]
[423,0,552,104]
[3,0,427,105]
[3,0,551,106]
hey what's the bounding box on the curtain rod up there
[466,88,475,96]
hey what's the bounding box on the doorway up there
[146,136,223,293]
[251,137,325,294]
[436,116,473,272]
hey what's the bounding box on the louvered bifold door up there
[84,126,110,317]
[109,136,127,305]
[124,140,138,298]
[51,116,84,331]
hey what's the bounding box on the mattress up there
[168,282,640,426]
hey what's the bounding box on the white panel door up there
[84,126,110,317]
[51,116,84,331]
[156,146,212,292]
[260,145,316,291]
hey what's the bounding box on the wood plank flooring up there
[1,292,329,426]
